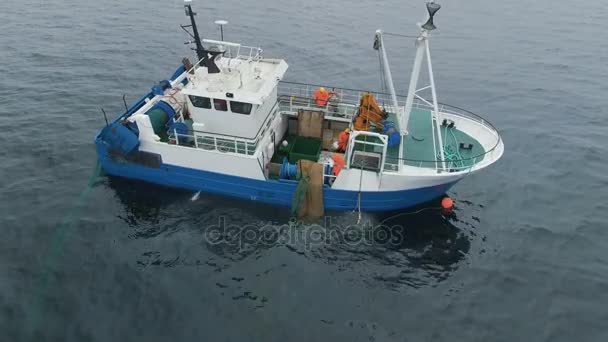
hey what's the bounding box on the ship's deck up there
[357,108,484,171]
[277,82,493,172]
[401,108,484,168]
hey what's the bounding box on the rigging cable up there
[383,32,467,40]
[29,161,102,338]
[382,32,421,39]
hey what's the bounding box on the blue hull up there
[95,144,458,212]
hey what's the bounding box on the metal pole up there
[185,3,205,62]
[376,30,404,171]
[215,20,228,42]
[375,31,400,121]
[402,33,427,136]
[425,41,446,170]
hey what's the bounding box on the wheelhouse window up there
[214,99,228,111]
[230,101,253,115]
[189,95,211,109]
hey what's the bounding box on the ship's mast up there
[184,0,205,62]
[402,1,446,169]
[374,30,400,125]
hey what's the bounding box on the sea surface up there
[1,0,607,341]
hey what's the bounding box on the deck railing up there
[167,102,280,156]
[391,101,502,173]
[278,81,502,173]
[165,81,500,173]
[384,156,484,173]
[201,39,263,61]
[277,81,405,123]
[168,129,259,155]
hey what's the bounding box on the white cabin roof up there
[182,56,288,105]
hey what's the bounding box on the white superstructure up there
[95,0,504,214]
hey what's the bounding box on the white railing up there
[165,81,500,173]
[406,101,501,172]
[277,81,407,124]
[279,81,407,107]
[346,131,389,179]
[412,101,500,139]
[277,81,502,174]
[278,81,500,136]
[169,130,258,155]
[167,103,280,156]
[202,39,263,61]
[277,95,358,122]
[322,165,337,186]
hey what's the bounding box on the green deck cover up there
[353,108,484,170]
[403,108,485,169]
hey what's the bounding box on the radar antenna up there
[214,20,228,41]
[181,1,224,74]
[421,1,441,31]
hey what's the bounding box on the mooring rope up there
[438,124,464,170]
[376,206,446,227]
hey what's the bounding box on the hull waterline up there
[97,144,459,212]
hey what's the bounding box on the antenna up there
[214,20,228,41]
[421,1,441,31]
[100,108,109,126]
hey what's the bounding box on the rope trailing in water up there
[377,206,446,226]
[28,161,102,339]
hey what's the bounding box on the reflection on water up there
[277,203,478,289]
[364,206,473,289]
[107,175,483,289]
[108,177,179,227]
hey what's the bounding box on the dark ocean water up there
[1,0,607,341]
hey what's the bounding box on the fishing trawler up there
[94,0,504,214]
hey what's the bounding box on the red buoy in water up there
[441,197,454,210]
